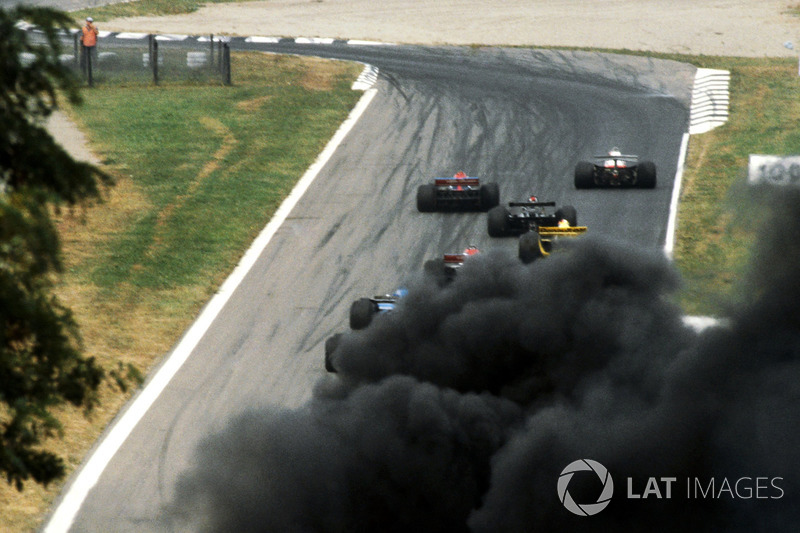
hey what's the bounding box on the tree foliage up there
[1,6,113,490]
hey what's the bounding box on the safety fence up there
[25,27,232,87]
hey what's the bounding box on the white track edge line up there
[664,132,690,259]
[42,87,378,533]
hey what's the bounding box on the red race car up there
[417,172,499,212]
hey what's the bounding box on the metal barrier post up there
[73,33,79,69]
[223,43,231,85]
[86,46,93,87]
[153,39,159,85]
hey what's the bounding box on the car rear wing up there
[443,253,467,264]
[537,226,588,237]
[508,201,556,207]
[435,177,481,186]
[593,154,639,161]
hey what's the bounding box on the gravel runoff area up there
[50,0,800,160]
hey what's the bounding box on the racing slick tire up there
[574,161,595,189]
[479,182,500,211]
[416,184,437,212]
[555,205,578,227]
[487,205,511,237]
[637,161,657,188]
[519,231,546,264]
[324,333,343,373]
[350,298,377,330]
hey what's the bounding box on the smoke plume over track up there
[163,189,800,532]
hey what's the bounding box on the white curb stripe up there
[352,64,379,91]
[42,87,379,533]
[295,37,335,44]
[689,68,731,134]
[245,36,282,43]
[115,32,149,40]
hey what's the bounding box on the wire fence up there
[26,28,232,87]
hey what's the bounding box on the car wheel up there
[574,161,595,189]
[480,182,500,210]
[324,333,343,373]
[637,161,657,188]
[519,231,545,264]
[350,298,376,330]
[487,205,511,236]
[416,184,437,212]
[555,205,578,226]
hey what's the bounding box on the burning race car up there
[325,288,408,372]
[417,171,500,212]
[487,196,586,263]
[574,148,657,188]
[423,245,480,284]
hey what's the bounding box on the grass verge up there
[0,51,362,532]
[672,56,800,316]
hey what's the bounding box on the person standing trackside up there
[80,16,98,72]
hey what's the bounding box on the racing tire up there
[519,231,546,264]
[324,333,343,373]
[350,298,376,330]
[487,205,511,237]
[479,182,500,211]
[416,184,437,212]
[555,205,578,227]
[574,161,595,189]
[637,161,657,188]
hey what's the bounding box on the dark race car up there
[423,245,480,283]
[325,288,407,372]
[574,148,657,189]
[487,196,586,263]
[417,171,500,212]
[349,288,408,330]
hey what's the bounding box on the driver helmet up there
[529,194,538,202]
[453,171,468,178]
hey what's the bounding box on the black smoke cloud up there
[163,189,800,532]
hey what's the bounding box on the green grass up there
[671,56,800,315]
[71,0,263,22]
[71,52,362,298]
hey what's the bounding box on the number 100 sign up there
[749,155,800,186]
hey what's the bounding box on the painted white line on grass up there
[664,132,690,259]
[42,87,378,533]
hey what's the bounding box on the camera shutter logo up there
[557,459,614,516]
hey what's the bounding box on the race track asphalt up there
[46,42,696,531]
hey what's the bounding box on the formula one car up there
[349,288,408,330]
[487,195,579,237]
[487,195,586,263]
[423,245,480,283]
[417,172,500,212]
[325,288,408,372]
[517,224,586,263]
[574,148,657,188]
